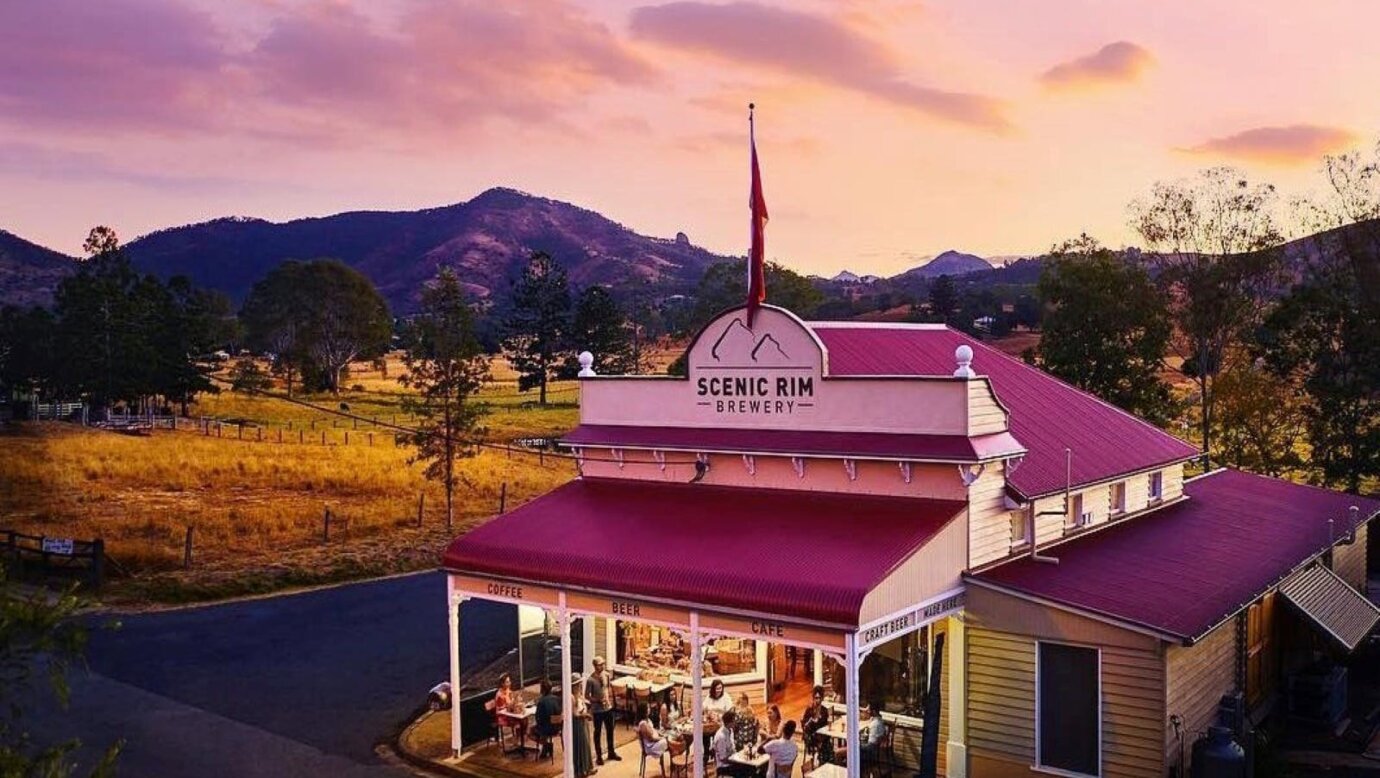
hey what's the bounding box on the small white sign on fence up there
[42,537,75,556]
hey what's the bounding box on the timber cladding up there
[1164,619,1236,776]
[1333,522,1369,591]
[965,585,1166,778]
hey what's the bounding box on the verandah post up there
[559,593,575,778]
[845,632,861,778]
[691,612,704,778]
[447,576,464,757]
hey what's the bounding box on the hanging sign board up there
[566,591,692,629]
[452,574,561,608]
[698,612,847,652]
[857,590,964,652]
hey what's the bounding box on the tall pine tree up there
[502,252,571,405]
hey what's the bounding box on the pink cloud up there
[1182,124,1358,165]
[1039,41,1153,91]
[0,0,231,133]
[247,0,658,139]
[629,2,1010,133]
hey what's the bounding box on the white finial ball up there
[953,344,975,378]
[577,351,596,377]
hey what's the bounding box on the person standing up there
[586,657,621,764]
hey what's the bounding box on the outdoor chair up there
[639,738,668,778]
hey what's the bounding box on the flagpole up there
[747,102,754,300]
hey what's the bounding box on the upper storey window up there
[1149,471,1164,501]
[1109,482,1127,515]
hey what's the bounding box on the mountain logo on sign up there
[708,318,791,364]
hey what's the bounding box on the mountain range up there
[0,189,1032,313]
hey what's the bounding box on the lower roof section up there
[1279,564,1380,651]
[561,424,1025,463]
[971,468,1380,644]
[442,478,966,628]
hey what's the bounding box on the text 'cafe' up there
[442,304,1379,778]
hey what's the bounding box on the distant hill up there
[830,270,880,284]
[896,250,994,279]
[120,188,731,313]
[0,230,76,307]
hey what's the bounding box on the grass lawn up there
[0,353,585,605]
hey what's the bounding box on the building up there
[441,304,1379,778]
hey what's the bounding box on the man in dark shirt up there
[534,679,562,758]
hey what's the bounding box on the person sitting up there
[801,686,829,758]
[495,673,526,747]
[704,679,734,716]
[533,679,562,758]
[732,693,759,749]
[834,701,886,765]
[760,705,782,742]
[711,710,754,777]
[758,720,799,778]
[636,702,685,764]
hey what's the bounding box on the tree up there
[1209,357,1307,478]
[229,358,271,394]
[1256,261,1379,492]
[0,306,57,404]
[53,228,149,409]
[927,275,959,324]
[681,260,824,337]
[1129,167,1285,465]
[400,268,490,529]
[1,567,122,775]
[240,260,392,394]
[502,252,571,405]
[562,286,639,377]
[1034,235,1175,424]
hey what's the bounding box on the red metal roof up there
[562,424,1025,463]
[442,478,965,627]
[972,469,1380,643]
[810,324,1200,498]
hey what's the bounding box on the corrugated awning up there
[1279,564,1380,651]
[442,478,965,628]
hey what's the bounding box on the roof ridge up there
[1207,467,1380,511]
[948,327,1199,456]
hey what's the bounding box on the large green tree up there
[927,275,959,324]
[1034,236,1175,424]
[1129,167,1285,465]
[400,268,490,529]
[562,286,640,377]
[1256,261,1379,491]
[502,252,571,405]
[240,259,392,394]
[681,260,824,337]
[0,306,57,403]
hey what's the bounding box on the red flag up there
[746,103,768,327]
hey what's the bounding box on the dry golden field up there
[0,353,589,604]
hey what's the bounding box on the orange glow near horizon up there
[2,0,1379,276]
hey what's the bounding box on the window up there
[1148,471,1164,501]
[823,626,933,716]
[1011,510,1029,546]
[1066,493,1088,529]
[1109,482,1126,515]
[1037,642,1100,777]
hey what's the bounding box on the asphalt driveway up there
[24,571,515,777]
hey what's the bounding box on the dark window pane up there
[1038,643,1099,776]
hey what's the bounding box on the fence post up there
[500,482,508,514]
[299,429,304,444]
[353,418,358,430]
[288,420,293,430]
[91,538,105,589]
[183,526,195,568]
[217,422,222,438]
[238,423,243,440]
[417,492,425,527]
[278,428,283,443]
[311,419,316,430]
[323,507,331,541]
[321,430,326,446]
[257,427,262,442]
[345,431,350,445]
[368,432,373,447]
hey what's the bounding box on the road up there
[25,571,516,777]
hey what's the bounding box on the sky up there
[2,0,1378,277]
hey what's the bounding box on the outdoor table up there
[729,748,771,776]
[805,764,848,778]
[497,704,537,755]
